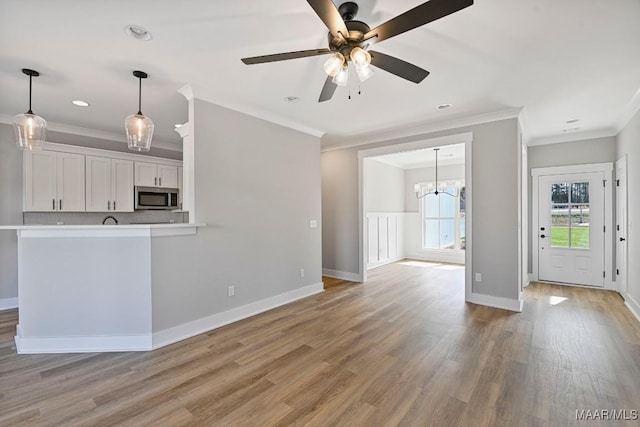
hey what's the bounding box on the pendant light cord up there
[137,77,142,115]
[27,74,33,114]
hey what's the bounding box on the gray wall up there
[617,108,640,308]
[0,124,23,302]
[404,163,465,212]
[151,100,322,331]
[322,118,520,300]
[527,136,617,274]
[364,159,404,213]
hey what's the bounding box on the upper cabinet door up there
[177,166,183,210]
[111,159,134,212]
[134,161,157,187]
[24,151,57,211]
[157,165,178,188]
[57,152,85,212]
[85,156,111,212]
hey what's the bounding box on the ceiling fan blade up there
[307,0,350,39]
[369,51,430,83]
[364,0,473,43]
[242,48,332,65]
[318,75,338,102]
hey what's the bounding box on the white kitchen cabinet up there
[86,156,133,212]
[25,151,85,212]
[158,165,178,189]
[135,161,178,188]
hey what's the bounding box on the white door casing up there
[616,157,628,294]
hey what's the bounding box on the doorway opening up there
[358,133,472,301]
[532,163,613,288]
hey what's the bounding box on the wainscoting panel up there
[367,213,405,270]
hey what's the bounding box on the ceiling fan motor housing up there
[327,20,371,59]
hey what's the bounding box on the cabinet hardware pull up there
[59,200,62,210]
[159,177,162,186]
[154,177,157,186]
[113,201,116,210]
[108,201,111,210]
[53,199,55,210]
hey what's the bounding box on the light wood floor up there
[1,261,639,426]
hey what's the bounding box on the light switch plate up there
[309,220,317,229]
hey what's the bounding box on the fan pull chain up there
[348,86,351,100]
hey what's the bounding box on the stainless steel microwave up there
[134,186,179,210]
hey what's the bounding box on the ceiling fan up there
[241,0,473,102]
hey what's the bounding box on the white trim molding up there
[153,282,324,349]
[322,269,362,282]
[528,128,618,147]
[15,325,152,354]
[0,297,18,311]
[466,292,523,313]
[624,293,640,324]
[323,108,519,152]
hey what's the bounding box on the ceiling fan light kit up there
[241,0,473,102]
[13,68,47,151]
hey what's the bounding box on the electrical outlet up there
[300,269,305,278]
[228,285,235,297]
[475,273,482,282]
[309,220,317,229]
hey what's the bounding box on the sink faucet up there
[102,215,118,225]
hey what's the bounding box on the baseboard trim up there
[406,252,465,265]
[15,325,152,354]
[367,256,404,271]
[0,297,18,311]
[467,292,523,313]
[624,293,640,324]
[152,282,324,349]
[322,269,362,282]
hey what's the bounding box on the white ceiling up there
[371,143,465,169]
[1,0,639,150]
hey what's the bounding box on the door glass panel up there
[549,181,590,249]
[551,203,570,248]
[570,205,590,248]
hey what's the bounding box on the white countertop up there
[0,223,204,230]
[0,223,205,238]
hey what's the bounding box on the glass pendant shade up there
[332,65,350,86]
[14,68,47,151]
[324,53,345,77]
[13,112,46,151]
[126,71,153,152]
[125,113,154,152]
[355,64,374,82]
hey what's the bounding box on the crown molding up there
[181,83,325,139]
[615,85,640,133]
[0,114,182,152]
[321,107,523,152]
[527,127,617,147]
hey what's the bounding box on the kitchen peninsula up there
[0,223,203,354]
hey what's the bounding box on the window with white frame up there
[420,182,465,251]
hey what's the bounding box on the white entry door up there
[538,172,605,287]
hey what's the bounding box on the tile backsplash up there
[24,210,188,225]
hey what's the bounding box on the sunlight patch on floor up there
[400,261,442,268]
[434,264,465,271]
[548,296,568,306]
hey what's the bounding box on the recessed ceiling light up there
[437,103,452,110]
[72,100,90,107]
[284,96,300,103]
[125,25,152,41]
[565,119,580,124]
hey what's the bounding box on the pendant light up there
[125,70,154,152]
[415,148,459,198]
[13,69,47,150]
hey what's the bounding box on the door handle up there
[540,234,546,239]
[620,237,626,242]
